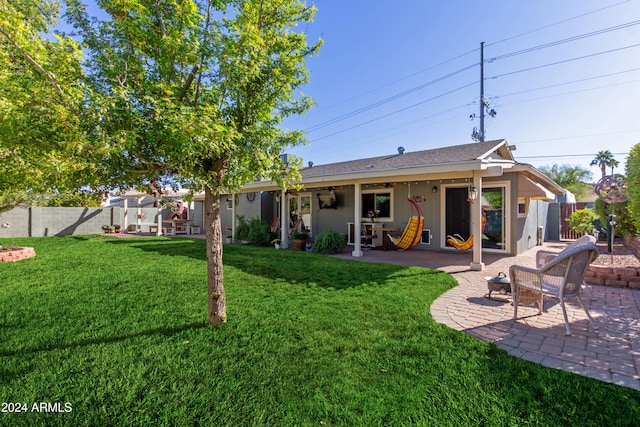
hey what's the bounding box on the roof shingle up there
[300,140,508,177]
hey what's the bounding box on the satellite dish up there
[594,174,628,203]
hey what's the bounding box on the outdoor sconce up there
[432,186,438,193]
[468,185,479,201]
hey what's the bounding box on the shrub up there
[626,143,640,233]
[566,208,598,236]
[234,215,250,241]
[313,229,346,254]
[594,198,638,238]
[247,218,271,246]
[291,230,309,241]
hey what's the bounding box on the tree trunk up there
[205,187,226,325]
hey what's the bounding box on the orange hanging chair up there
[387,199,424,250]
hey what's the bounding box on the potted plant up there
[271,238,281,249]
[113,224,122,233]
[291,230,309,251]
[102,225,110,234]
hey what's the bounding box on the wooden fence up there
[560,202,587,240]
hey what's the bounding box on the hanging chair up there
[446,211,487,251]
[388,199,424,250]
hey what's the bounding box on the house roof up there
[123,139,562,198]
[300,139,513,178]
[243,139,518,192]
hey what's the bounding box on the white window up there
[517,198,529,218]
[361,189,393,222]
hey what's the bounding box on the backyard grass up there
[0,236,638,426]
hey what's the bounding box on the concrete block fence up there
[0,206,180,238]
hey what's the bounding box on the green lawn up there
[0,236,638,426]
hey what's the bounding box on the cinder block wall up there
[30,207,117,236]
[0,206,199,237]
[0,207,30,237]
[0,207,118,237]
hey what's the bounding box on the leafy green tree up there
[0,0,98,200]
[43,191,103,207]
[625,142,640,234]
[538,164,592,200]
[590,150,619,179]
[65,0,321,324]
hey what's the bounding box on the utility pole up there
[471,42,496,142]
[479,41,485,142]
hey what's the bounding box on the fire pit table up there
[485,272,511,299]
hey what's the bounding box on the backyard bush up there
[594,198,638,238]
[565,207,598,236]
[0,236,638,426]
[626,142,640,233]
[247,218,272,246]
[313,229,347,254]
[233,215,250,242]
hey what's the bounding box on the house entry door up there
[445,187,470,247]
[288,193,312,236]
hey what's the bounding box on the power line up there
[518,153,629,159]
[498,78,640,107]
[306,64,476,133]
[489,19,640,61]
[488,43,640,80]
[486,0,632,47]
[293,3,639,160]
[307,1,633,125]
[515,130,640,145]
[496,67,640,98]
[303,48,479,115]
[303,17,639,138]
[311,81,478,142]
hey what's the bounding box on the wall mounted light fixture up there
[468,185,479,201]
[432,185,438,193]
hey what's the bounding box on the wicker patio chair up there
[509,244,599,336]
[535,234,596,267]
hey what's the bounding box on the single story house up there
[217,139,564,271]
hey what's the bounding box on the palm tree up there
[590,150,618,179]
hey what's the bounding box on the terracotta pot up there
[293,239,306,251]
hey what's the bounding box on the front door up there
[445,187,470,247]
[288,193,312,236]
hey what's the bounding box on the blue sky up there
[59,1,640,181]
[283,0,640,181]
